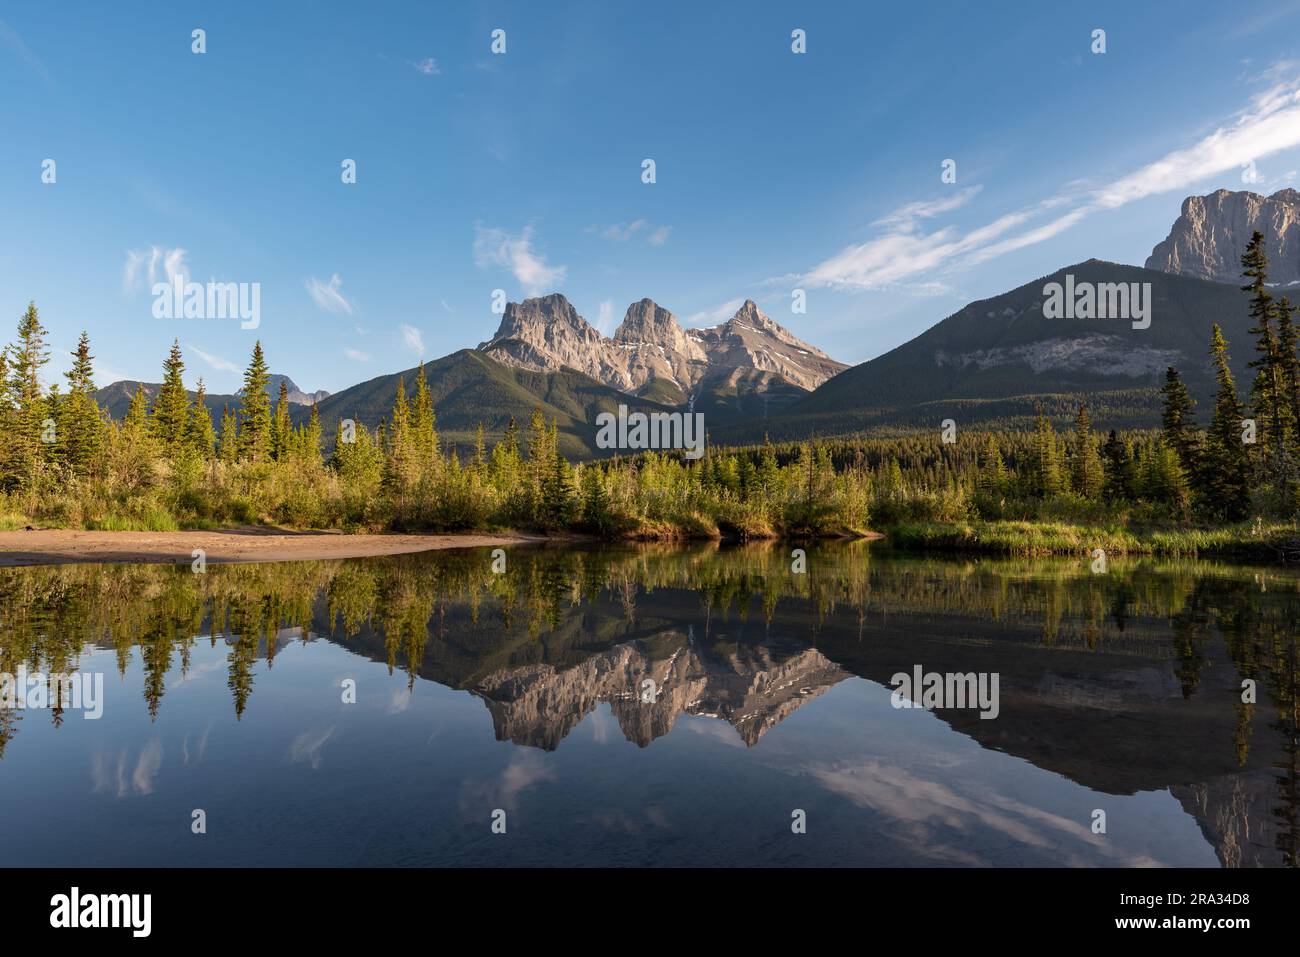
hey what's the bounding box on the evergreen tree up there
[1070,405,1104,498]
[1101,430,1133,501]
[1202,324,1253,520]
[218,405,238,464]
[304,402,322,463]
[5,301,51,489]
[58,331,104,476]
[1242,231,1288,488]
[151,339,190,453]
[271,380,290,460]
[977,434,1007,498]
[237,341,272,461]
[1159,366,1200,475]
[187,380,216,459]
[1030,408,1063,497]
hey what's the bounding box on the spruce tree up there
[1031,408,1063,498]
[187,379,216,459]
[1203,324,1253,520]
[1159,366,1199,475]
[152,339,190,453]
[1101,430,1133,501]
[1242,231,1288,488]
[218,405,238,464]
[237,341,272,461]
[977,434,1006,498]
[6,301,51,488]
[1070,405,1104,498]
[59,331,104,476]
[271,380,290,460]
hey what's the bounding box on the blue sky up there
[4,0,1300,394]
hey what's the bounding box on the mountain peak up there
[477,293,846,404]
[1148,188,1300,285]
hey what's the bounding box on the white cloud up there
[344,347,372,362]
[686,297,744,327]
[413,57,440,75]
[401,324,425,355]
[595,299,615,334]
[473,224,567,295]
[123,245,187,293]
[306,274,354,314]
[799,72,1300,291]
[188,344,241,376]
[588,219,672,246]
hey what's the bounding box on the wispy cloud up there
[474,224,567,295]
[647,225,672,247]
[686,297,744,327]
[123,245,187,293]
[343,347,372,362]
[595,299,615,334]
[400,324,424,355]
[412,57,440,75]
[188,344,241,376]
[587,219,672,246]
[306,274,354,314]
[799,70,1300,291]
[0,18,52,85]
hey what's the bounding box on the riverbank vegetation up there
[2,233,1298,557]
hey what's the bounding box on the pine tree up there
[1070,405,1104,498]
[1242,231,1288,489]
[187,379,216,459]
[410,362,439,478]
[1101,430,1133,501]
[152,339,190,453]
[384,376,414,491]
[1202,324,1252,520]
[59,331,104,476]
[1277,297,1300,484]
[271,380,290,460]
[238,341,272,461]
[218,405,238,464]
[1030,408,1063,497]
[5,301,51,489]
[304,402,322,463]
[977,434,1006,498]
[1159,366,1199,475]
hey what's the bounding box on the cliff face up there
[479,295,846,402]
[1145,188,1300,286]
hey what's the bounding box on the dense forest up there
[1,231,1297,553]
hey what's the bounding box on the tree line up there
[0,234,1294,540]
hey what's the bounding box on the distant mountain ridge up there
[94,373,327,422]
[718,260,1261,442]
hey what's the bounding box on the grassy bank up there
[882,519,1300,561]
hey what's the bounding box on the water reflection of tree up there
[1,547,1299,860]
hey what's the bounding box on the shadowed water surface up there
[0,542,1295,867]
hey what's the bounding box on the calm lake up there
[0,542,1295,867]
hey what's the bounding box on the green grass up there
[883,519,1299,560]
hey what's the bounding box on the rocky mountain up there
[718,260,1260,442]
[95,373,327,422]
[268,374,329,406]
[478,294,846,415]
[1146,188,1300,286]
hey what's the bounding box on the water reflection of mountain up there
[0,543,1295,865]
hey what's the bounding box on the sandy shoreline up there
[0,528,545,568]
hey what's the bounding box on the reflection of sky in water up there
[0,638,1217,867]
